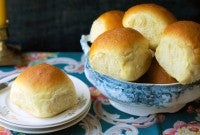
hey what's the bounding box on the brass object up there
[0,25,22,66]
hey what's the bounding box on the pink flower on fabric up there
[90,87,107,101]
[0,126,11,135]
[163,121,200,135]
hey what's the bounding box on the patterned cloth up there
[0,52,199,135]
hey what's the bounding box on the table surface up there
[0,52,200,135]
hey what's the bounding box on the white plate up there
[0,75,91,128]
[1,99,91,129]
[0,105,90,134]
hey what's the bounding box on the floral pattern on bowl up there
[85,56,200,107]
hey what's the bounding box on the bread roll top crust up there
[123,4,176,24]
[90,27,149,56]
[139,58,177,84]
[98,10,124,30]
[15,63,72,93]
[163,21,200,50]
[90,10,124,42]
[122,3,177,50]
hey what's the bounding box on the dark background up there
[6,0,200,52]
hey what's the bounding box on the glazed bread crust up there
[123,3,177,50]
[155,21,200,84]
[10,63,77,118]
[139,58,177,84]
[89,27,152,81]
[90,10,124,43]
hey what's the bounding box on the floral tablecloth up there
[0,52,200,135]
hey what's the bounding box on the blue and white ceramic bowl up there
[81,35,200,116]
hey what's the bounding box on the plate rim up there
[0,105,90,134]
[0,74,91,127]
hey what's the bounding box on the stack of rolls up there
[88,3,200,85]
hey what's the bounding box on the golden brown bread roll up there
[10,63,77,118]
[89,27,152,81]
[155,21,200,84]
[90,10,124,43]
[139,57,177,84]
[122,3,177,50]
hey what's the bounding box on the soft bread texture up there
[90,10,124,43]
[89,27,152,81]
[123,3,177,50]
[155,21,200,84]
[10,63,77,118]
[139,57,177,84]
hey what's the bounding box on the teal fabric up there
[0,52,199,135]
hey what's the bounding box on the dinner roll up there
[89,27,152,81]
[10,63,77,118]
[155,21,200,84]
[139,57,177,84]
[123,3,177,50]
[90,10,124,43]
